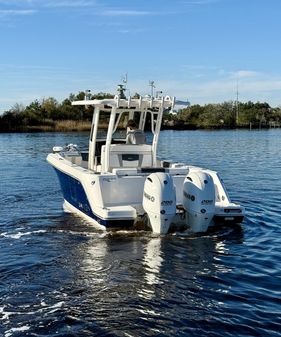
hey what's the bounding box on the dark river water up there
[0,130,281,337]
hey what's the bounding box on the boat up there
[47,83,244,234]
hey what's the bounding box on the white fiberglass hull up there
[47,152,244,234]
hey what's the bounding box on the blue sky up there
[1,0,281,113]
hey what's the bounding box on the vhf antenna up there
[149,80,155,98]
[122,73,128,87]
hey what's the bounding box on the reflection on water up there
[1,130,281,336]
[26,225,218,334]
[143,238,163,286]
[51,225,244,337]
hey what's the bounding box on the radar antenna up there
[117,73,128,99]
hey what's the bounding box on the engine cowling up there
[183,170,215,233]
[142,172,176,234]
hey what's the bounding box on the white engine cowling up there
[183,170,216,233]
[143,172,176,234]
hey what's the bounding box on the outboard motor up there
[183,171,216,233]
[143,172,176,234]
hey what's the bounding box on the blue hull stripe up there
[54,168,134,228]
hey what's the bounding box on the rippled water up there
[1,130,281,337]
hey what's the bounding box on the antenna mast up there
[236,79,239,126]
[117,73,128,99]
[149,80,155,98]
[123,73,128,87]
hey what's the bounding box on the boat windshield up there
[95,111,110,140]
[96,110,146,143]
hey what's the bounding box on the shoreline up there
[0,118,279,134]
[0,124,278,133]
[0,120,92,133]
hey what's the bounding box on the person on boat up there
[126,119,146,144]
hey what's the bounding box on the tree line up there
[1,91,281,132]
[0,92,113,132]
[164,101,281,129]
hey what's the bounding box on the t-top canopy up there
[72,95,176,111]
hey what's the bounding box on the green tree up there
[22,100,43,126]
[41,97,59,120]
